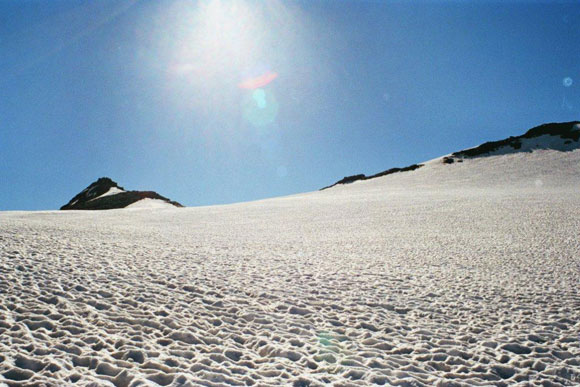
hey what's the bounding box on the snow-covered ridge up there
[323,121,580,189]
[443,120,580,163]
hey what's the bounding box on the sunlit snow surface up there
[1,150,580,386]
[125,199,177,209]
[88,187,126,202]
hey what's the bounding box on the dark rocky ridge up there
[321,164,423,190]
[61,177,183,210]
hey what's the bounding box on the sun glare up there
[167,0,286,90]
[238,71,279,90]
[159,0,311,129]
[243,88,279,127]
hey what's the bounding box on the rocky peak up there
[60,178,182,210]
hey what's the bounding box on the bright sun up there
[166,0,290,90]
[154,0,311,129]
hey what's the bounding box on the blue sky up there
[1,0,579,210]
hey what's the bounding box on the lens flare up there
[243,88,279,127]
[238,71,279,89]
[316,330,348,361]
[253,89,267,108]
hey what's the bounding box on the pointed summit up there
[61,178,183,210]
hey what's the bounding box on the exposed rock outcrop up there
[61,177,183,210]
[321,164,423,190]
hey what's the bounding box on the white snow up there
[448,132,579,159]
[478,134,579,156]
[125,198,176,209]
[0,149,579,386]
[88,186,125,201]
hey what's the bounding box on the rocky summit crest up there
[60,177,183,210]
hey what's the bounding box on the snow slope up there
[1,149,579,386]
[126,198,180,209]
[89,187,126,201]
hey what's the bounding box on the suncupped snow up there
[1,124,579,386]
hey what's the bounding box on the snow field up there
[0,149,579,386]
